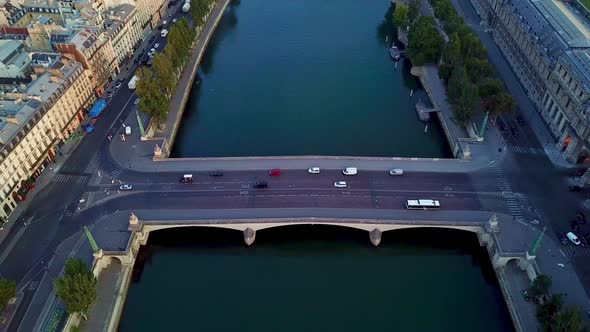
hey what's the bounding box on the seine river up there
[119,226,514,331]
[171,0,451,157]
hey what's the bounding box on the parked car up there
[209,171,223,177]
[389,169,404,176]
[119,184,133,191]
[569,185,582,192]
[342,167,357,175]
[567,232,581,245]
[114,82,122,89]
[334,181,347,188]
[269,169,281,176]
[162,20,168,25]
[577,211,587,224]
[509,125,519,137]
[106,90,114,98]
[516,115,525,126]
[308,167,320,174]
[521,289,530,302]
[254,181,268,189]
[154,43,160,49]
[172,18,177,23]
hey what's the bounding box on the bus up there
[405,199,440,210]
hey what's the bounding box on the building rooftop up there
[507,0,590,62]
[0,58,81,146]
[67,27,97,50]
[0,40,24,63]
[562,50,590,93]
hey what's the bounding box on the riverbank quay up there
[150,0,230,157]
[56,208,590,332]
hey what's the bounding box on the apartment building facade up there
[0,57,94,221]
[470,0,590,164]
[105,4,143,65]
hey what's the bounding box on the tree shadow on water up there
[200,2,239,74]
[376,4,395,46]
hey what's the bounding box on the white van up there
[567,232,581,245]
[342,167,357,176]
[389,169,404,176]
[125,126,131,135]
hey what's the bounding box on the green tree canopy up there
[461,31,487,60]
[550,306,585,332]
[478,78,504,98]
[432,0,455,21]
[393,4,409,28]
[54,258,96,320]
[443,33,462,69]
[465,57,493,83]
[0,279,16,312]
[136,67,169,126]
[407,16,443,66]
[531,274,553,299]
[537,293,564,326]
[408,0,420,24]
[483,91,515,115]
[447,66,478,125]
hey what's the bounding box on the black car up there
[209,171,223,177]
[149,36,156,43]
[577,211,587,224]
[509,125,519,137]
[516,115,525,126]
[497,117,509,133]
[254,181,268,189]
[569,185,582,192]
[157,24,163,30]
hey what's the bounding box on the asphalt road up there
[4,1,588,330]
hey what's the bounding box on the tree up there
[393,4,409,28]
[0,279,16,312]
[442,33,462,69]
[551,306,585,332]
[153,54,176,98]
[465,57,493,83]
[537,293,564,327]
[54,258,96,320]
[461,31,487,60]
[478,78,504,98]
[407,0,420,24]
[407,16,443,66]
[530,274,552,300]
[136,67,169,126]
[483,91,515,115]
[432,0,455,22]
[447,66,478,125]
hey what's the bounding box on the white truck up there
[182,3,190,12]
[128,75,138,90]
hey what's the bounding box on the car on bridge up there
[120,184,133,191]
[269,169,281,176]
[255,181,268,189]
[389,169,404,176]
[334,181,347,188]
[179,174,193,183]
[209,171,223,177]
[342,167,357,175]
[308,167,320,174]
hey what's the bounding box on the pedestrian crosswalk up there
[85,156,100,174]
[490,163,527,222]
[508,145,545,155]
[111,167,124,179]
[52,173,90,184]
[560,243,590,258]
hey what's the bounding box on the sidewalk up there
[0,133,85,247]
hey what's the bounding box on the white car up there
[148,48,156,55]
[567,232,581,245]
[389,169,404,176]
[162,20,168,25]
[154,43,160,49]
[119,184,133,191]
[172,18,177,23]
[342,167,357,176]
[308,167,320,174]
[161,29,169,38]
[334,181,347,188]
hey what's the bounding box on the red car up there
[269,169,281,176]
